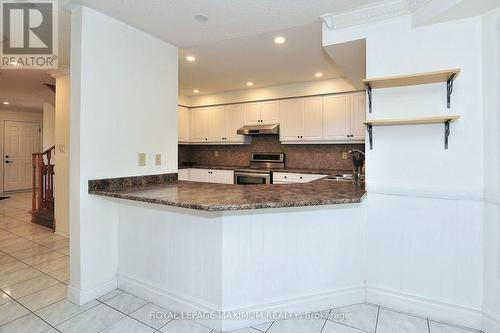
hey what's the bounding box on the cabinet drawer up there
[273,172,327,183]
[273,172,301,183]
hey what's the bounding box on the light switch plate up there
[138,153,146,166]
[155,154,161,166]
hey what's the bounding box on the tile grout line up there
[94,298,177,333]
[427,318,431,333]
[0,285,61,332]
[374,305,380,333]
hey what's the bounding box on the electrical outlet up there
[214,151,219,157]
[155,154,161,166]
[342,152,348,160]
[138,153,146,166]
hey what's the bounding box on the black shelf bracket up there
[367,124,373,150]
[365,83,372,113]
[447,73,457,108]
[444,120,451,149]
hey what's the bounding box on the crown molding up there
[321,0,433,30]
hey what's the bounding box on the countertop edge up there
[89,188,366,212]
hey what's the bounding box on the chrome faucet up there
[348,149,365,156]
[348,149,365,186]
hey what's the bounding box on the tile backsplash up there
[179,135,364,171]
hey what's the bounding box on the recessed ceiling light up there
[274,36,285,44]
[193,89,199,93]
[246,81,254,87]
[2,102,9,105]
[186,55,196,62]
[194,14,208,23]
[315,72,323,78]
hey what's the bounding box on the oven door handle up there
[235,172,269,177]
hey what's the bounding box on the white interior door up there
[4,121,40,192]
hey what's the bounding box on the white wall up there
[481,6,500,333]
[0,110,42,193]
[54,75,70,237]
[42,103,55,150]
[69,6,178,304]
[186,78,355,107]
[324,15,486,330]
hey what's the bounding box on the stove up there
[234,153,285,185]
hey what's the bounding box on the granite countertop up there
[89,173,366,212]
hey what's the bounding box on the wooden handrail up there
[33,145,55,156]
[31,145,56,229]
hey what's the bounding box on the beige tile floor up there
[0,192,482,333]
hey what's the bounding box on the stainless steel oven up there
[234,170,271,185]
[234,153,285,185]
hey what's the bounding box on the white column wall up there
[481,6,500,333]
[54,74,70,237]
[324,15,485,330]
[69,6,178,304]
[42,103,55,150]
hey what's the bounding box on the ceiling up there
[0,70,55,113]
[3,0,382,106]
[62,0,379,47]
[179,22,345,96]
[59,0,380,96]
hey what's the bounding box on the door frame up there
[2,120,42,193]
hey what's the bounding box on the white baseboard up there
[67,279,117,306]
[366,285,482,330]
[482,308,500,333]
[118,272,365,332]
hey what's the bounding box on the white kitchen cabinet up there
[224,104,247,142]
[279,99,301,141]
[178,168,190,181]
[323,94,350,141]
[273,172,327,184]
[301,97,323,140]
[244,103,261,125]
[211,169,234,184]
[280,97,323,142]
[208,106,225,142]
[260,101,279,124]
[178,106,190,143]
[190,107,210,142]
[351,92,366,140]
[244,101,279,125]
[182,168,233,184]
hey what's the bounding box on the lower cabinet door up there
[178,169,190,181]
[211,170,234,184]
[189,169,211,183]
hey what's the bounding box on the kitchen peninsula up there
[89,173,366,331]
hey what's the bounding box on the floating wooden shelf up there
[364,115,460,150]
[363,69,461,113]
[363,69,461,89]
[364,115,460,126]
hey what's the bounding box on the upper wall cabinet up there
[189,105,250,144]
[279,97,323,141]
[244,101,279,125]
[179,92,365,145]
[323,95,350,141]
[178,106,190,143]
[350,92,366,140]
[190,107,210,142]
[281,92,366,144]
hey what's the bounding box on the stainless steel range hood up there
[237,124,279,135]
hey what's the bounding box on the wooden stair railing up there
[30,145,55,230]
